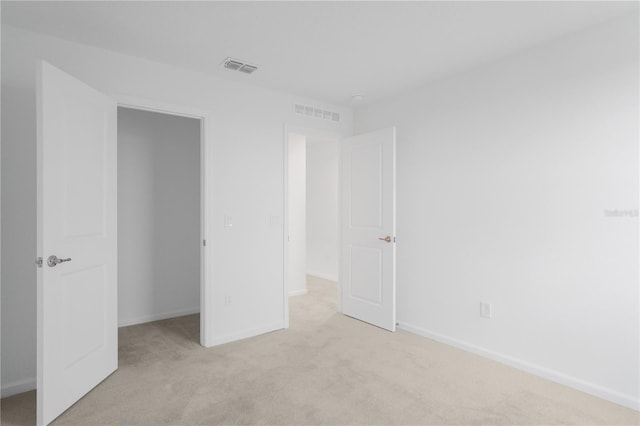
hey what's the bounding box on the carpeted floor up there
[1,276,638,425]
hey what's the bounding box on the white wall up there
[287,133,307,296]
[306,138,339,281]
[118,107,200,326]
[354,15,639,409]
[0,25,353,396]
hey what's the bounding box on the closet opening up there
[117,107,202,344]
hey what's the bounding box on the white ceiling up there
[2,1,637,106]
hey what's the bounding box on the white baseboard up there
[289,289,308,297]
[211,321,284,347]
[397,321,639,411]
[118,306,200,327]
[307,271,338,282]
[1,377,36,398]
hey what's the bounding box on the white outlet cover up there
[480,302,492,319]
[269,214,282,226]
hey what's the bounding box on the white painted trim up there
[289,289,308,297]
[112,93,216,348]
[200,111,216,348]
[1,377,37,398]
[398,321,640,411]
[336,132,343,314]
[212,321,284,346]
[306,271,339,282]
[282,126,290,329]
[117,307,200,328]
[114,94,208,120]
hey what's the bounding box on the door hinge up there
[394,237,396,243]
[35,257,43,268]
[203,239,206,247]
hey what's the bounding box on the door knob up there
[378,236,392,243]
[47,255,72,267]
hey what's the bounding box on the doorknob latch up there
[47,255,72,267]
[378,236,393,243]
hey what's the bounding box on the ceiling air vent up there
[239,64,258,74]
[222,57,258,74]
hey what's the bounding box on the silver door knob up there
[378,236,392,243]
[47,255,72,267]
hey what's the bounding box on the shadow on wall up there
[1,85,39,395]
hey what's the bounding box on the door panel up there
[37,61,117,426]
[349,143,382,228]
[349,246,382,304]
[342,127,396,331]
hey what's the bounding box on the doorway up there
[117,107,201,337]
[284,125,398,332]
[285,130,340,326]
[35,62,216,424]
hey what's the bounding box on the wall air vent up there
[294,104,340,122]
[222,57,258,74]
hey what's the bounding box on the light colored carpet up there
[1,276,638,425]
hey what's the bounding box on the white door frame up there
[114,94,215,347]
[282,124,343,328]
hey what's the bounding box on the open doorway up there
[34,63,215,423]
[285,126,397,332]
[117,107,201,342]
[286,131,340,327]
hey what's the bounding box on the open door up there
[341,127,396,331]
[36,61,117,425]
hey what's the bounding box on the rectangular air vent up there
[222,57,258,74]
[223,60,243,71]
[294,104,340,122]
[238,64,258,74]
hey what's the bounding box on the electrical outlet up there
[480,302,492,319]
[224,294,232,306]
[269,214,281,227]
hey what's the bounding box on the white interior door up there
[37,61,117,425]
[341,127,396,331]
